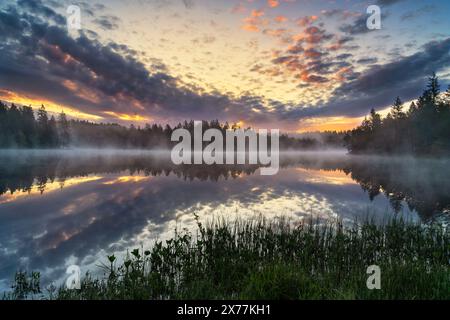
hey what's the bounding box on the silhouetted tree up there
[57,112,70,147]
[390,97,405,120]
[37,105,50,147]
[345,73,450,155]
[1,105,337,150]
[426,72,440,104]
[48,115,58,147]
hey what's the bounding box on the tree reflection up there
[0,153,448,220]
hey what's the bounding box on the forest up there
[0,102,344,150]
[344,74,450,155]
[2,73,448,154]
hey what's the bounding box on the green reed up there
[5,217,450,300]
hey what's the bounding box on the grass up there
[3,216,450,300]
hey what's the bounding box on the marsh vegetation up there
[5,217,449,300]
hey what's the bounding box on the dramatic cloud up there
[0,1,284,126]
[0,0,448,132]
[283,37,450,119]
[296,15,318,27]
[339,0,402,36]
[356,57,378,65]
[93,15,121,31]
[340,15,372,35]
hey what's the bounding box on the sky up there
[0,0,449,132]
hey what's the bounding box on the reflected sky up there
[1,151,448,292]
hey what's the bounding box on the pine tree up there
[20,105,37,147]
[8,104,24,147]
[0,101,8,147]
[390,96,405,120]
[369,108,381,130]
[37,105,49,147]
[426,72,440,103]
[37,105,48,124]
[48,116,58,147]
[407,101,418,116]
[58,111,70,147]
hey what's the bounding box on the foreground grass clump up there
[7,217,450,300]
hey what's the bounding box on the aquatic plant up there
[4,217,450,300]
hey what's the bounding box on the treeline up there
[0,102,171,149]
[344,73,450,155]
[0,102,344,150]
[0,103,65,148]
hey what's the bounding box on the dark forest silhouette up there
[344,74,450,155]
[2,73,449,153]
[0,103,344,150]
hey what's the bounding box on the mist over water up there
[0,149,448,291]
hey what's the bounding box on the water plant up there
[4,217,450,300]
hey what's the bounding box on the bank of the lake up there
[4,217,449,300]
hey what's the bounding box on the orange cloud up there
[296,15,318,27]
[326,42,342,51]
[292,26,328,44]
[296,70,327,84]
[231,3,246,14]
[62,80,101,104]
[103,111,151,122]
[0,89,102,120]
[242,10,268,32]
[0,176,103,204]
[251,9,264,17]
[303,48,323,58]
[274,15,288,23]
[334,67,354,82]
[297,116,363,133]
[242,24,259,32]
[263,28,287,38]
[267,0,279,8]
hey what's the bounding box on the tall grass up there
[4,217,450,300]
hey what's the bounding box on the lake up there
[0,150,449,292]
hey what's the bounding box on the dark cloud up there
[339,0,411,37]
[0,1,277,125]
[182,0,195,10]
[17,0,65,25]
[93,15,121,30]
[335,38,450,98]
[283,37,450,119]
[356,57,378,65]
[321,9,342,18]
[336,53,353,60]
[401,5,435,21]
[0,0,448,130]
[287,42,304,54]
[305,75,329,83]
[339,14,379,35]
[307,60,351,75]
[376,0,405,6]
[340,8,391,36]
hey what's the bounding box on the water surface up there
[0,150,449,291]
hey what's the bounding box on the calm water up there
[0,150,449,291]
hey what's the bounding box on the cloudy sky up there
[0,0,449,132]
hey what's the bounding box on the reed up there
[5,217,450,300]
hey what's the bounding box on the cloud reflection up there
[2,151,448,291]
